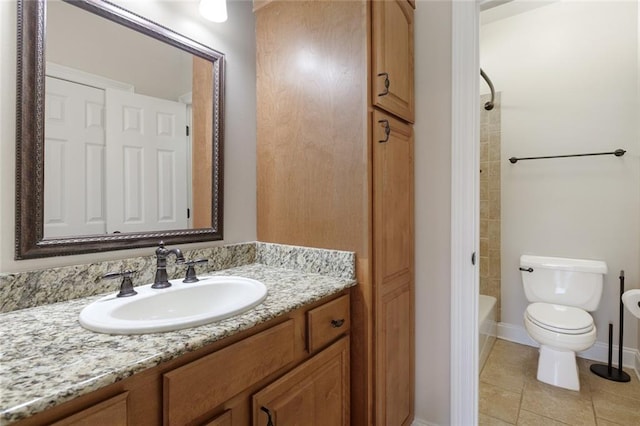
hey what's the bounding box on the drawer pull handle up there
[260,406,274,426]
[378,72,390,96]
[331,319,345,328]
[378,119,390,143]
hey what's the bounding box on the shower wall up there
[480,92,501,320]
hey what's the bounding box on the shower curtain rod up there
[480,68,495,111]
[508,149,627,164]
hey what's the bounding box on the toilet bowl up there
[520,255,607,391]
[523,302,596,390]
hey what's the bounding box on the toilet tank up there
[520,255,608,311]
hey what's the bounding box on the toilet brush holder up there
[590,270,630,382]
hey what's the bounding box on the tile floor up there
[479,339,640,425]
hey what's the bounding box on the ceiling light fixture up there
[199,0,228,23]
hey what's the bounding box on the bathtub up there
[479,295,497,373]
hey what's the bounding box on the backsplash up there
[0,242,355,313]
[256,242,356,280]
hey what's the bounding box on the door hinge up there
[187,208,190,219]
[186,125,190,136]
[471,252,477,266]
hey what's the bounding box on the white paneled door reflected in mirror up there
[44,77,189,238]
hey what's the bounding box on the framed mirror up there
[16,0,225,259]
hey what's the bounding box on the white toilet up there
[520,255,607,391]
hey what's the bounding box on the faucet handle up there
[183,259,208,283]
[103,270,138,297]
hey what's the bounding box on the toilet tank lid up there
[520,255,608,274]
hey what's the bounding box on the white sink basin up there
[79,276,267,334]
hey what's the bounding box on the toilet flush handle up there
[519,267,533,273]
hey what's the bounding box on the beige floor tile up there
[480,356,527,394]
[521,379,596,425]
[517,409,569,425]
[592,389,640,425]
[520,354,540,381]
[577,365,595,399]
[581,359,640,402]
[523,362,593,400]
[479,412,516,426]
[480,382,522,424]
[589,371,639,401]
[482,341,640,426]
[577,357,594,374]
[487,340,538,388]
[596,418,625,426]
[488,340,538,368]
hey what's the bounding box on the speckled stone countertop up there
[0,244,356,425]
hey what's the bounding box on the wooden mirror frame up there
[15,0,225,259]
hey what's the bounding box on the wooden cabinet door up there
[252,338,349,426]
[51,393,128,426]
[372,110,414,426]
[372,0,415,123]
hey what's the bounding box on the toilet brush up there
[590,270,631,382]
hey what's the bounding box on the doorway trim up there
[450,1,480,424]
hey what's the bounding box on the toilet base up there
[537,345,580,391]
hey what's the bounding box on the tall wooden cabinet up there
[255,1,415,424]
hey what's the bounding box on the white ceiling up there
[481,0,560,25]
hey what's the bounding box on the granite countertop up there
[0,262,356,424]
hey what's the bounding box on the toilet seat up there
[525,302,594,335]
[524,313,596,352]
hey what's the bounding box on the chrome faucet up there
[152,241,185,289]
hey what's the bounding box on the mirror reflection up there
[44,0,215,238]
[15,0,225,259]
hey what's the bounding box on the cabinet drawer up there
[51,392,128,426]
[307,295,350,352]
[164,320,295,425]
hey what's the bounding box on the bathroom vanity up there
[0,244,356,425]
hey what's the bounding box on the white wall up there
[414,1,452,425]
[47,0,193,101]
[481,1,640,351]
[0,0,257,272]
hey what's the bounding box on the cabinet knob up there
[377,72,390,97]
[260,406,274,426]
[331,319,345,328]
[378,119,390,143]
